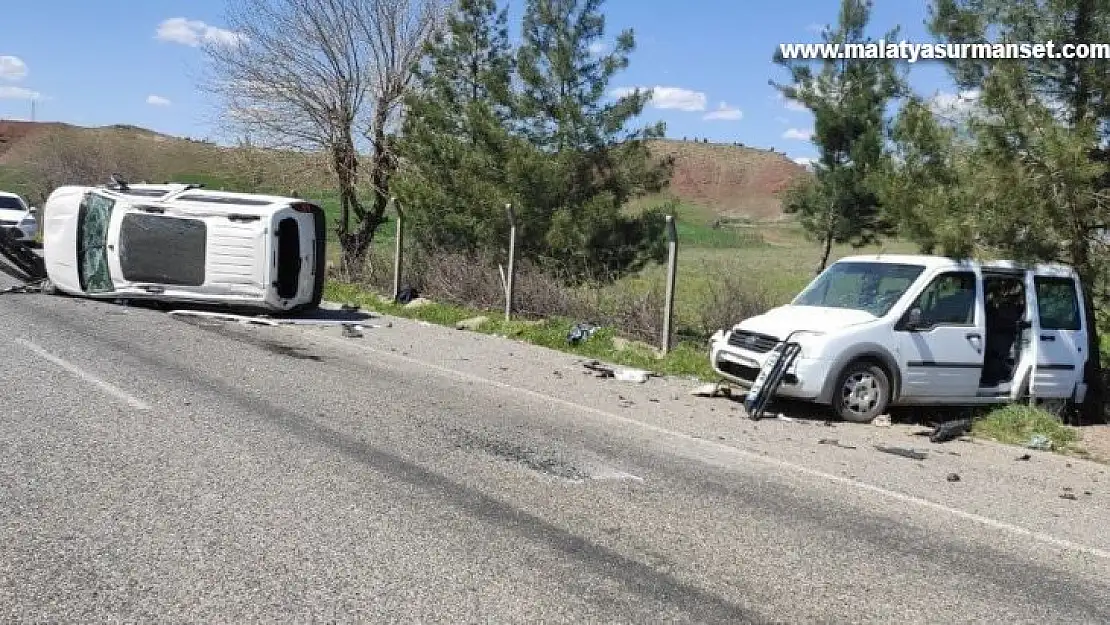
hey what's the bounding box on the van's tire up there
[832,360,891,423]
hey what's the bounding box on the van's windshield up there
[0,196,25,210]
[793,261,926,316]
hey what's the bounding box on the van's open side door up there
[1026,270,1087,400]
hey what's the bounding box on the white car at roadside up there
[710,254,1093,422]
[0,190,39,242]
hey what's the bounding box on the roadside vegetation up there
[2,0,1110,456]
[972,405,1085,457]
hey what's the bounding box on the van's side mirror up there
[28,207,37,215]
[904,307,923,330]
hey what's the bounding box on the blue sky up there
[0,0,960,164]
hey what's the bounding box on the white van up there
[709,254,1092,422]
[0,190,38,242]
[41,181,327,312]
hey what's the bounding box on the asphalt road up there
[2,276,1110,623]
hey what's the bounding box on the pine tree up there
[514,0,672,278]
[770,0,905,274]
[393,0,519,253]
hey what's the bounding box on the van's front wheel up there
[832,361,890,423]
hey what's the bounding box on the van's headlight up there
[790,330,827,359]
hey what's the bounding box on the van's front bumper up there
[3,222,35,241]
[709,338,829,401]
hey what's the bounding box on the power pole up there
[30,99,36,122]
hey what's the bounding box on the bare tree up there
[347,0,444,260]
[200,0,443,266]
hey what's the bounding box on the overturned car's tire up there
[832,360,890,423]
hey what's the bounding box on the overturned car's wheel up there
[832,360,890,423]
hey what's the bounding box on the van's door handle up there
[966,332,983,353]
[1040,334,1056,342]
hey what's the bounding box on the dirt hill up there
[0,120,66,158]
[646,139,810,221]
[0,122,810,219]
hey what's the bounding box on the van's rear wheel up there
[832,361,890,423]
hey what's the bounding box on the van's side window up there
[1034,277,1081,331]
[912,271,977,327]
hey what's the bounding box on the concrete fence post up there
[662,214,678,354]
[391,196,403,302]
[504,203,517,321]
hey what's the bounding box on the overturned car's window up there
[77,193,115,293]
[118,214,207,286]
[793,261,925,316]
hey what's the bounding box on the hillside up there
[0,122,810,219]
[645,139,810,221]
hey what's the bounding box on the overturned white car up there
[39,179,327,312]
[710,254,1093,422]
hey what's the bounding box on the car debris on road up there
[817,438,857,450]
[567,322,600,345]
[874,445,928,460]
[1027,434,1054,451]
[929,418,973,443]
[690,382,732,398]
[582,360,653,383]
[166,309,390,335]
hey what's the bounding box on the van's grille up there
[727,330,780,353]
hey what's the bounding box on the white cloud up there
[783,128,813,141]
[928,88,981,118]
[0,56,28,81]
[588,41,608,56]
[0,86,41,100]
[792,156,816,168]
[156,17,245,48]
[773,91,809,113]
[784,99,808,112]
[146,94,172,107]
[610,85,707,112]
[703,101,742,121]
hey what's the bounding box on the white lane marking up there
[312,327,1110,561]
[15,337,152,411]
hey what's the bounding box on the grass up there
[971,405,1084,455]
[324,280,717,380]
